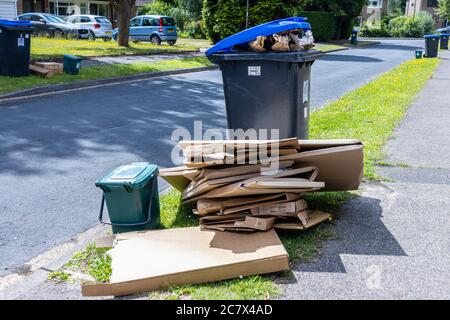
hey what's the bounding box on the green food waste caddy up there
[95,162,160,234]
[63,54,83,75]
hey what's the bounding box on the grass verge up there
[0,57,213,96]
[31,37,198,60]
[309,57,440,179]
[51,57,440,299]
[314,43,347,52]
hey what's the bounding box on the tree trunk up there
[118,0,131,47]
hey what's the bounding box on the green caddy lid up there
[95,162,158,190]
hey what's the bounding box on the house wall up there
[360,0,389,23]
[405,0,442,27]
[0,0,18,19]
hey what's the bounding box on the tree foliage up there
[436,0,450,22]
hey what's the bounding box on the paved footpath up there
[282,51,450,299]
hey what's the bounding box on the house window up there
[89,2,109,17]
[48,1,75,16]
[427,0,438,7]
[367,0,382,8]
[80,3,87,14]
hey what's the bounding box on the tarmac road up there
[0,39,424,276]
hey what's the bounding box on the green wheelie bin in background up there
[95,162,160,234]
[63,54,84,74]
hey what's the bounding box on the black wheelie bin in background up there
[424,34,440,58]
[206,17,323,139]
[0,19,33,77]
[440,33,449,50]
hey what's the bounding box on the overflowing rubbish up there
[84,138,364,296]
[160,138,364,232]
[247,30,315,53]
[205,17,313,56]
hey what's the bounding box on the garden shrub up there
[297,11,337,41]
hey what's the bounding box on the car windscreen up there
[95,17,110,24]
[43,14,66,23]
[161,17,175,26]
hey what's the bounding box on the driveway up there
[0,39,424,276]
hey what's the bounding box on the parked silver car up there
[17,13,89,39]
[65,15,113,40]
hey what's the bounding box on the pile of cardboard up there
[81,138,364,297]
[29,62,63,78]
[160,138,364,232]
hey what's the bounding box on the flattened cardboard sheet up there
[81,227,289,297]
[280,145,364,191]
[274,210,332,230]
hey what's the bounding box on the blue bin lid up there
[95,162,158,189]
[205,17,311,56]
[424,34,440,39]
[0,19,32,28]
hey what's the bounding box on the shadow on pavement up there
[320,54,383,63]
[369,43,423,51]
[291,195,406,274]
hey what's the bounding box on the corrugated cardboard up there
[179,137,300,152]
[198,166,322,199]
[81,227,289,297]
[203,216,278,232]
[298,139,362,151]
[195,193,302,216]
[250,199,307,216]
[159,166,201,192]
[34,62,63,75]
[274,210,332,230]
[280,145,364,191]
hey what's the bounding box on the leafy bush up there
[359,20,391,37]
[414,11,435,36]
[362,12,435,38]
[202,0,304,43]
[139,0,172,16]
[388,15,407,37]
[212,0,245,41]
[140,0,205,38]
[297,11,337,41]
[391,12,435,37]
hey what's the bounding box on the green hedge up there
[297,11,337,42]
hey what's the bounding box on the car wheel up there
[167,40,176,46]
[150,35,161,45]
[54,29,64,39]
[88,31,96,41]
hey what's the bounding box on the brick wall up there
[16,0,23,15]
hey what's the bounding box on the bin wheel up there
[150,35,161,45]
[167,40,176,46]
[88,31,96,41]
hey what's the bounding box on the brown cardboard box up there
[81,227,289,297]
[250,199,308,216]
[34,62,63,75]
